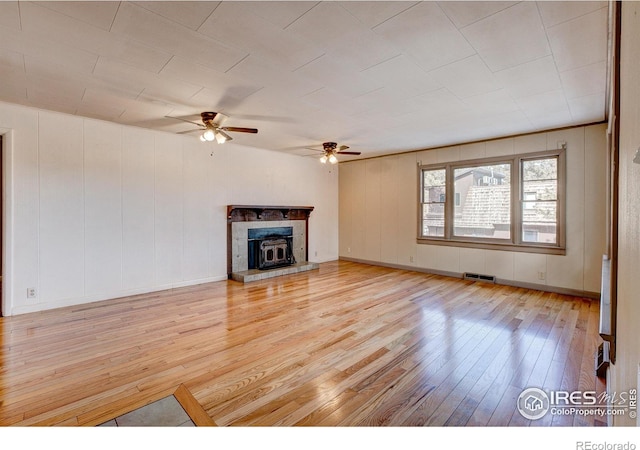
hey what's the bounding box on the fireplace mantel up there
[227,205,314,222]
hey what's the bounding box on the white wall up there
[339,123,607,295]
[0,101,338,315]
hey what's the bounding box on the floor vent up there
[463,272,496,283]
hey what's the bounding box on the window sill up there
[416,237,566,255]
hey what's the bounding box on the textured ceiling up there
[0,1,610,159]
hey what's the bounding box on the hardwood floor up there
[0,261,605,426]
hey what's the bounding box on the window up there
[453,163,511,240]
[418,149,565,254]
[421,169,446,237]
[521,157,559,245]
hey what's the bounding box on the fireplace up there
[227,205,319,282]
[248,227,295,270]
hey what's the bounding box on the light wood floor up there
[0,261,605,426]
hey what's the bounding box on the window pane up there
[521,157,558,244]
[422,169,446,237]
[522,158,557,181]
[453,163,511,239]
[523,202,557,243]
[423,169,446,201]
[422,203,444,237]
[522,180,557,201]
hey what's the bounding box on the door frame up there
[0,129,13,317]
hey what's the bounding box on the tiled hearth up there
[96,384,216,427]
[98,395,194,427]
[230,261,319,283]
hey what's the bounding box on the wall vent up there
[463,272,496,283]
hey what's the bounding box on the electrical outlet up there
[27,288,36,298]
[537,271,546,281]
[347,247,351,253]
[314,251,318,257]
[410,256,414,263]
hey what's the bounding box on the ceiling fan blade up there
[217,129,233,142]
[339,145,350,151]
[337,151,361,155]
[165,115,204,127]
[221,126,258,134]
[211,112,227,125]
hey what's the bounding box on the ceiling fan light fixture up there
[202,128,216,141]
[328,154,338,164]
[167,112,257,143]
[320,155,328,164]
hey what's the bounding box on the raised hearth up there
[230,261,319,283]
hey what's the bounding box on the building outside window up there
[453,163,511,240]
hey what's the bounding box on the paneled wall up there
[0,102,339,315]
[611,1,640,426]
[339,123,607,295]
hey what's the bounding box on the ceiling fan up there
[310,142,361,164]
[165,112,258,144]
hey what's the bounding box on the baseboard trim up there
[339,256,600,300]
[9,275,229,316]
[340,256,461,279]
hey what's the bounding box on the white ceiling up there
[0,1,610,159]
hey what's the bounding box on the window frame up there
[417,148,566,255]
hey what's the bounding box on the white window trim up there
[417,149,566,255]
